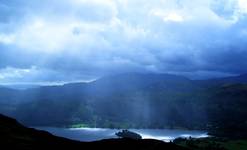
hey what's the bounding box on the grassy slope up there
[175,137,247,150]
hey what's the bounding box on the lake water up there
[35,127,208,142]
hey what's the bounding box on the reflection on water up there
[35,127,208,142]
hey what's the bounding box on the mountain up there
[63,72,196,96]
[0,87,19,102]
[197,74,247,87]
[46,72,247,95]
[0,73,247,136]
[213,74,247,83]
[205,83,247,138]
[0,114,187,150]
[1,84,41,90]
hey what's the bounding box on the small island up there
[115,129,142,140]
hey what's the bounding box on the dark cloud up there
[0,0,247,83]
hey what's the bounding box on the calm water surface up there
[35,127,208,142]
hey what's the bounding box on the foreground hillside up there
[2,114,247,150]
[0,114,187,150]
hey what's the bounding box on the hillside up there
[0,73,246,137]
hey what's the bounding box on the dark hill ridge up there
[1,72,247,99]
[211,73,247,83]
[0,114,187,150]
[30,72,247,94]
[196,73,247,87]
[58,72,196,96]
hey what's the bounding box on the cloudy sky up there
[0,0,247,84]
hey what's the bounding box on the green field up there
[222,140,247,150]
[174,137,247,150]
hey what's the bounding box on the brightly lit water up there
[35,127,208,142]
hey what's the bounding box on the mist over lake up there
[35,127,208,142]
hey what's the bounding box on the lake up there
[35,127,208,142]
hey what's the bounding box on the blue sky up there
[0,0,247,84]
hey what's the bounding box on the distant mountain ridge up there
[0,84,41,90]
[1,72,247,91]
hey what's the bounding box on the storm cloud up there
[0,0,247,83]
